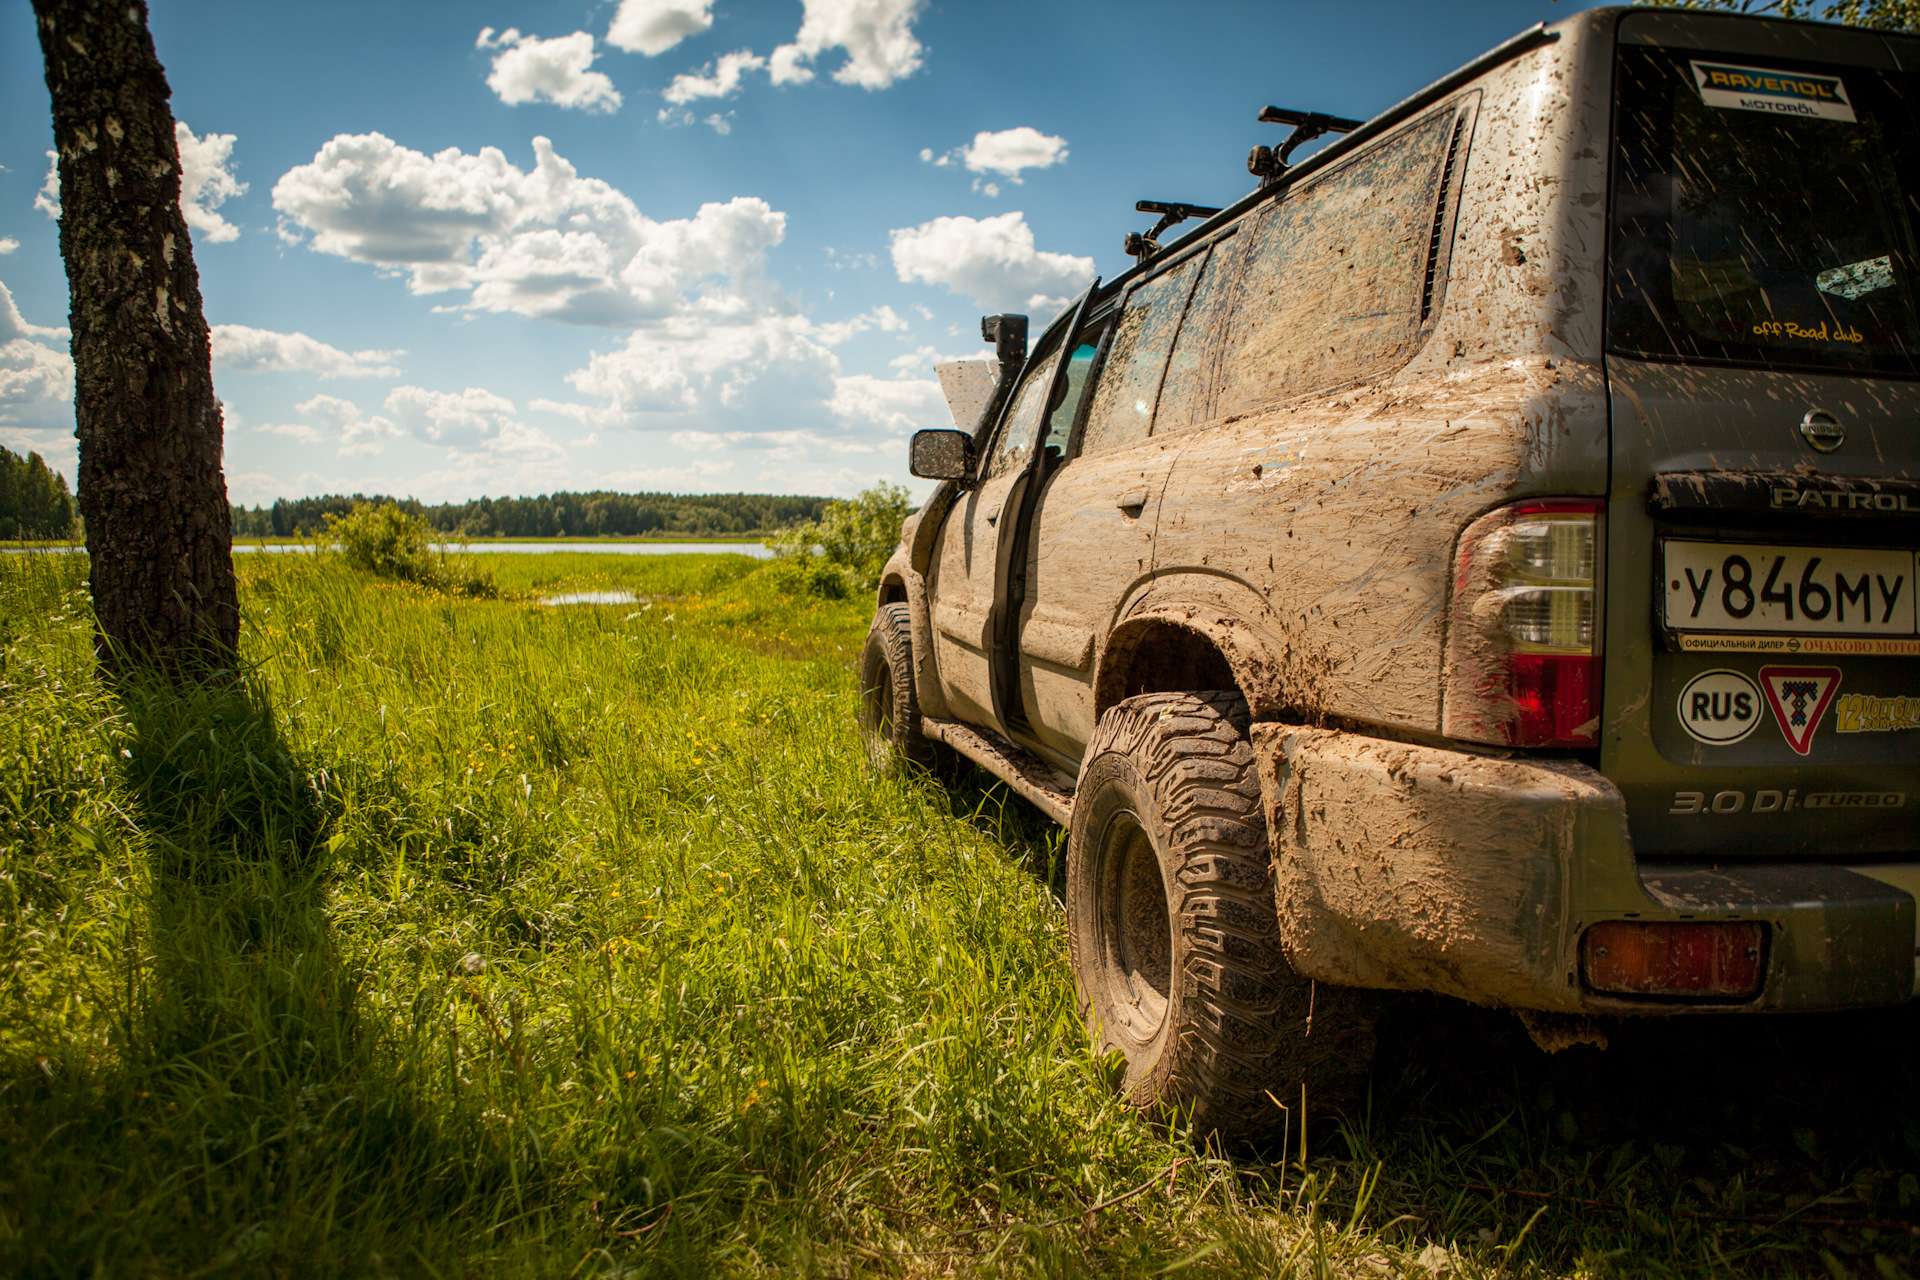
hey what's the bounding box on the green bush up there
[324,503,497,597]
[757,552,853,600]
[762,482,911,596]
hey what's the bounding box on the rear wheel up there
[857,602,934,769]
[1066,690,1376,1142]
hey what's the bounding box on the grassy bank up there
[2,550,1917,1278]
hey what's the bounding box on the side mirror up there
[909,429,976,482]
[981,313,1028,366]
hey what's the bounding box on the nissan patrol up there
[860,7,1920,1138]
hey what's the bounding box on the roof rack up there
[1123,200,1223,263]
[1100,22,1556,293]
[1248,106,1364,183]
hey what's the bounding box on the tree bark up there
[34,0,237,679]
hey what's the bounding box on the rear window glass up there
[1079,256,1202,456]
[1609,46,1920,376]
[1213,108,1455,417]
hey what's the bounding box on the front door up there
[926,344,1066,728]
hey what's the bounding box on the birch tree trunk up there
[34,0,237,679]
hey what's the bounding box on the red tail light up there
[1442,499,1602,748]
[1583,921,1766,998]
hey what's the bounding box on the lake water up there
[539,590,639,606]
[231,541,772,559]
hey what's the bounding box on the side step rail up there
[919,717,1075,825]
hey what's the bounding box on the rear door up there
[1603,15,1920,859]
[1013,254,1208,769]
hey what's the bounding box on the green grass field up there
[3,549,1918,1278]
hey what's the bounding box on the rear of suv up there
[861,7,1920,1139]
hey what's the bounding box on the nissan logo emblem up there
[1800,408,1846,453]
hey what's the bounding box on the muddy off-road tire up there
[857,603,936,769]
[1066,690,1376,1142]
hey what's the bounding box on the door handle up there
[985,503,1002,525]
[1115,488,1148,514]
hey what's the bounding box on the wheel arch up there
[1094,607,1294,723]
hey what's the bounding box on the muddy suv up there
[860,8,1920,1138]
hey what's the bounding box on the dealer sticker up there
[1693,61,1857,123]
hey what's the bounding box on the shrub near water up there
[763,483,912,599]
[326,501,497,596]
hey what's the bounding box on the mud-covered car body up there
[876,7,1920,1030]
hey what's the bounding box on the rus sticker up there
[1677,668,1764,745]
[1692,61,1857,123]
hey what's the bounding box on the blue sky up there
[0,0,1591,507]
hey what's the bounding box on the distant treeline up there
[0,446,77,540]
[230,490,835,539]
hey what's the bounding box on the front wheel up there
[1065,690,1376,1142]
[857,602,935,769]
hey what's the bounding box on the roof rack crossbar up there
[1124,200,1224,262]
[1257,106,1365,169]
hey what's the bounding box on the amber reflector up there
[1582,921,1765,998]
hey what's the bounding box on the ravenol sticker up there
[1677,669,1764,745]
[1759,665,1843,755]
[1692,61,1857,123]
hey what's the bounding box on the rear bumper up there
[1252,724,1917,1013]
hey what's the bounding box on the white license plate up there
[1662,540,1917,635]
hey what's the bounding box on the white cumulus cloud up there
[960,127,1067,178]
[598,459,735,489]
[607,0,715,56]
[384,385,568,470]
[479,28,622,113]
[827,374,945,434]
[212,324,403,379]
[670,427,879,457]
[890,211,1094,313]
[35,152,58,219]
[385,385,523,448]
[272,133,784,326]
[0,239,17,255]
[175,123,248,242]
[658,107,735,133]
[770,0,925,89]
[257,393,403,457]
[662,49,766,103]
[564,311,838,416]
[0,279,73,434]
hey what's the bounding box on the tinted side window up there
[1079,256,1203,455]
[1154,234,1248,436]
[1044,340,1101,458]
[1214,109,1454,418]
[983,347,1061,480]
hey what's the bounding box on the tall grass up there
[2,548,1917,1277]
